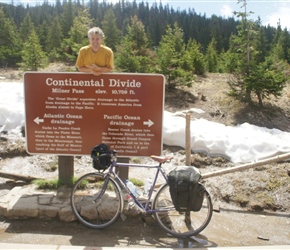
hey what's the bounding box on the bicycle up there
[70,144,213,238]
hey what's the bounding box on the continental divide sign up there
[24,72,165,157]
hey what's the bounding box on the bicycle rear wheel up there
[152,183,213,238]
[71,172,122,229]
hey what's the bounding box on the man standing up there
[75,27,114,76]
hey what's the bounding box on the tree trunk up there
[202,152,290,179]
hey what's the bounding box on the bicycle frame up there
[103,156,170,213]
[71,150,213,237]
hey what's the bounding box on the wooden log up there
[185,113,191,166]
[202,152,290,179]
[0,170,43,182]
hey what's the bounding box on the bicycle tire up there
[152,183,213,238]
[70,172,122,229]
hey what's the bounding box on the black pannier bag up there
[167,166,205,212]
[91,143,112,170]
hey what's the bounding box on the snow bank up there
[163,111,290,163]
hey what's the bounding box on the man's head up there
[88,27,105,52]
[88,27,105,39]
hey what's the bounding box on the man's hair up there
[88,27,105,39]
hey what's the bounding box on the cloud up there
[220,4,234,18]
[264,5,290,29]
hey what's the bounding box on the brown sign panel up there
[24,72,165,156]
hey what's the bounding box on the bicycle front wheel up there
[153,183,213,238]
[71,172,122,229]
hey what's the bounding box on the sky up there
[2,81,290,164]
[0,0,289,29]
[166,0,290,29]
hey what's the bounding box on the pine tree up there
[19,28,48,71]
[271,26,290,64]
[243,57,287,105]
[254,17,269,64]
[227,0,289,106]
[115,37,141,72]
[185,38,206,75]
[157,22,193,89]
[101,8,120,52]
[115,15,155,73]
[63,7,93,62]
[61,0,75,38]
[0,7,21,67]
[37,20,50,52]
[206,38,219,73]
[19,13,35,43]
[126,15,149,50]
[47,16,64,61]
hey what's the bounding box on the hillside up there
[165,72,290,212]
[166,73,290,132]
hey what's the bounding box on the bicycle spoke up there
[71,173,122,229]
[153,184,213,237]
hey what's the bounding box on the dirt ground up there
[0,66,290,247]
[0,208,289,248]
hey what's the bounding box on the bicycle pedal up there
[137,195,148,202]
[120,213,127,221]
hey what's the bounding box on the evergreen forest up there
[0,0,290,104]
